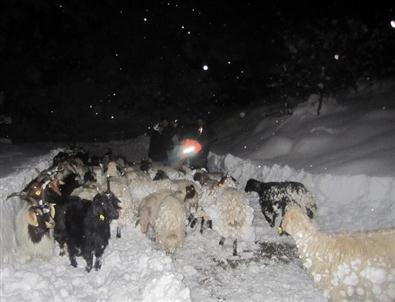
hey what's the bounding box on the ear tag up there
[99,214,105,221]
[35,190,42,196]
[277,227,284,235]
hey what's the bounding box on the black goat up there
[57,191,121,272]
[244,178,317,228]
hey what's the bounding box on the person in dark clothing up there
[148,120,178,163]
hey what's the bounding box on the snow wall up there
[208,153,395,233]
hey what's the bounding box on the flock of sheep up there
[7,148,395,301]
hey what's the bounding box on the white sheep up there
[137,190,187,253]
[126,165,197,206]
[204,187,255,256]
[106,161,135,238]
[71,184,100,200]
[136,189,176,235]
[154,191,187,253]
[15,203,56,263]
[280,206,395,302]
[148,162,194,181]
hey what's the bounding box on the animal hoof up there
[85,265,92,272]
[94,261,102,271]
[207,220,213,229]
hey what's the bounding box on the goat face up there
[92,192,121,221]
[26,204,56,243]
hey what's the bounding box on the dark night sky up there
[0,0,394,141]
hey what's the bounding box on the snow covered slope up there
[213,81,395,177]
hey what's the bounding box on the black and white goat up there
[244,178,317,228]
[15,202,56,263]
[57,190,121,272]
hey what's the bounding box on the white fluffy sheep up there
[137,190,187,253]
[154,191,187,253]
[204,187,255,256]
[15,203,56,263]
[137,189,176,235]
[148,162,194,181]
[106,161,135,238]
[280,206,395,302]
[71,185,100,200]
[127,165,198,207]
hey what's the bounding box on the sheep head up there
[279,206,317,237]
[244,179,261,193]
[185,185,196,201]
[193,172,210,186]
[153,169,169,180]
[140,159,152,172]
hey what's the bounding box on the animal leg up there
[84,251,94,272]
[262,211,273,227]
[232,239,238,256]
[219,237,225,246]
[67,245,78,268]
[94,257,102,271]
[187,213,194,225]
[190,217,198,229]
[271,213,277,227]
[200,217,205,234]
[207,219,213,229]
[94,249,104,271]
[59,242,66,256]
[116,226,121,238]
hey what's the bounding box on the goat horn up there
[6,192,21,200]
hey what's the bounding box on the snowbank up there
[209,153,395,233]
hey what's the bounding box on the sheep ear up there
[27,208,39,227]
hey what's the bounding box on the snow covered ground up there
[1,81,394,301]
